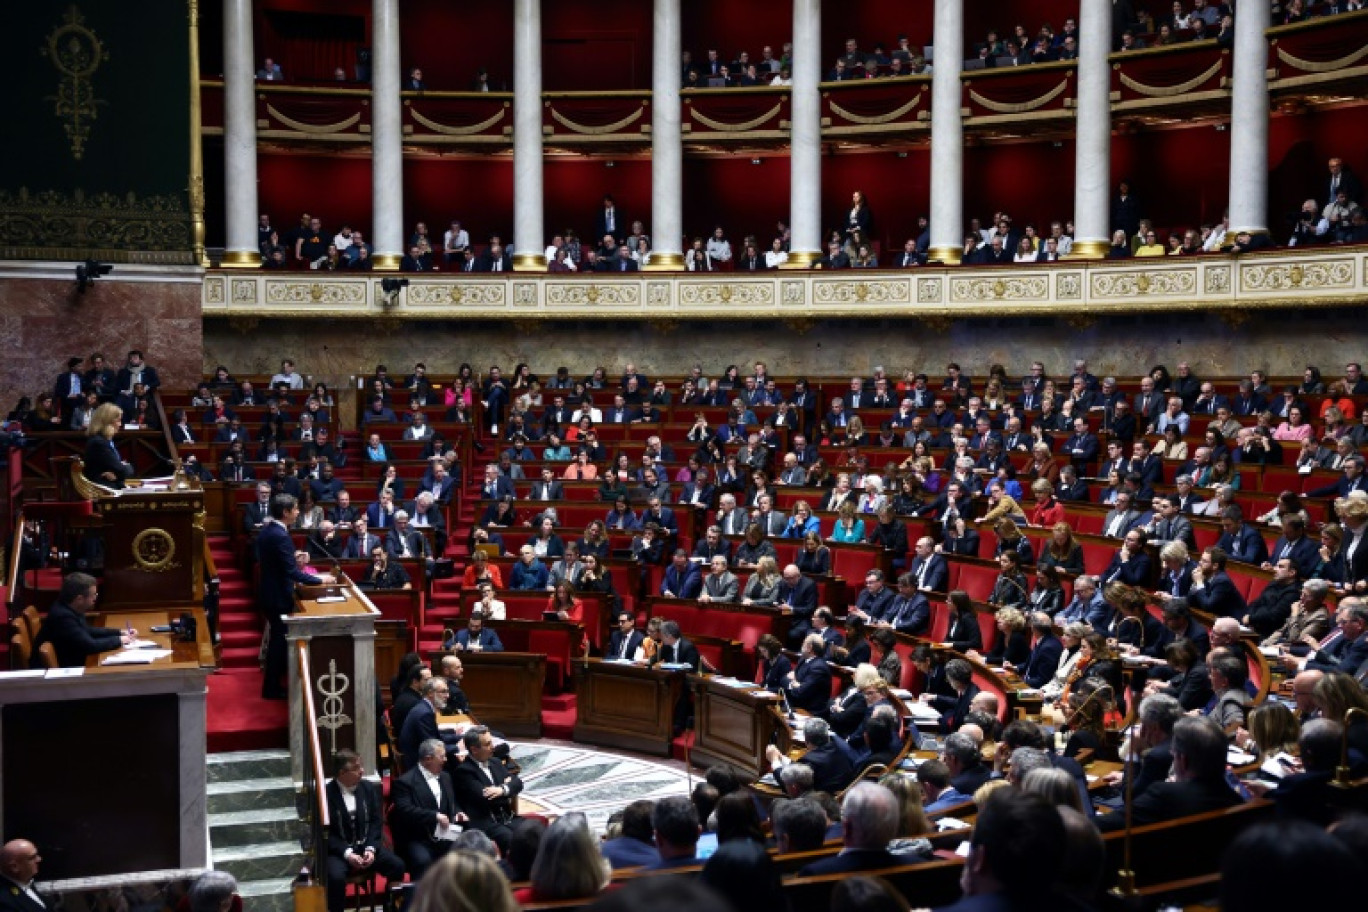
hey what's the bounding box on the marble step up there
[233,877,297,912]
[207,776,297,814]
[207,749,292,783]
[212,840,307,882]
[208,806,302,847]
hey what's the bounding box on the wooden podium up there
[573,659,686,756]
[287,578,382,785]
[75,466,206,610]
[688,675,787,778]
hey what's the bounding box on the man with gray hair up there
[1058,575,1108,627]
[778,762,816,798]
[385,509,427,560]
[390,737,464,877]
[1296,597,1368,675]
[1006,746,1052,787]
[766,716,857,793]
[944,730,992,795]
[1098,716,1241,831]
[797,782,901,874]
[407,490,447,553]
[1252,719,1344,825]
[1103,693,1182,800]
[783,632,834,715]
[452,724,522,853]
[188,871,239,912]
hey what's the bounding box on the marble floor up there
[509,741,696,834]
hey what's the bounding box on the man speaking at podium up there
[258,493,334,699]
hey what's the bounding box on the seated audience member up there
[791,783,903,876]
[451,725,522,853]
[769,796,830,855]
[600,800,660,869]
[407,851,519,912]
[1220,818,1360,912]
[646,796,701,870]
[765,717,856,794]
[699,840,788,912]
[522,812,611,903]
[943,730,992,795]
[389,738,464,879]
[1097,716,1240,832]
[919,758,972,812]
[324,750,406,912]
[31,572,134,667]
[940,790,1080,912]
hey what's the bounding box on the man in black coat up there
[1097,716,1240,832]
[325,750,405,912]
[388,739,465,879]
[606,610,645,662]
[785,633,834,715]
[257,494,334,698]
[796,782,903,875]
[451,726,523,853]
[777,564,819,647]
[766,717,857,795]
[0,837,46,912]
[30,572,132,668]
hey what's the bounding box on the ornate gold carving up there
[409,105,506,135]
[1205,265,1232,295]
[1090,270,1197,297]
[41,6,109,160]
[646,282,672,307]
[264,280,367,306]
[1118,61,1224,97]
[968,79,1070,114]
[405,283,505,307]
[689,103,783,133]
[132,528,178,572]
[544,283,641,306]
[917,278,943,303]
[549,106,644,135]
[1241,260,1353,291]
[813,280,909,306]
[231,279,258,303]
[950,275,1049,302]
[781,281,806,305]
[0,188,191,262]
[828,93,924,125]
[678,283,774,307]
[204,277,225,304]
[1056,273,1083,299]
[265,104,360,134]
[1276,44,1368,74]
[512,283,537,306]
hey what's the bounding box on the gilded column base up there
[221,249,261,268]
[1231,228,1270,237]
[371,253,401,271]
[512,253,548,272]
[779,250,822,269]
[1066,240,1109,260]
[644,252,686,271]
[926,246,962,265]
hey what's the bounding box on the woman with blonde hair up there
[411,851,518,912]
[742,556,781,606]
[878,773,935,856]
[1235,701,1301,761]
[83,402,134,488]
[1039,522,1085,574]
[830,500,866,543]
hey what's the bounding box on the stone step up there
[207,776,296,814]
[206,749,292,783]
[234,877,297,912]
[212,840,308,882]
[208,806,302,847]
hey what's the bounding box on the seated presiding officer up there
[31,572,136,667]
[324,749,405,912]
[451,725,523,854]
[444,610,504,652]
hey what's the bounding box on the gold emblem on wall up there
[131,528,178,572]
[41,5,109,160]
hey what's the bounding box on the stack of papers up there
[102,649,173,666]
[1226,746,1257,766]
[936,817,970,831]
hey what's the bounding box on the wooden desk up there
[91,608,216,669]
[450,651,545,738]
[573,659,685,756]
[689,674,786,778]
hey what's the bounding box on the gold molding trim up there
[40,5,109,160]
[1276,44,1368,74]
[1118,60,1225,97]
[828,92,924,125]
[409,105,506,135]
[549,105,644,135]
[968,79,1070,114]
[265,104,361,134]
[689,103,783,133]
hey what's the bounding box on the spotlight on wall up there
[605,161,617,168]
[751,158,762,165]
[380,277,409,307]
[75,260,112,293]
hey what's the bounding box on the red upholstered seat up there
[955,564,998,602]
[1079,542,1115,576]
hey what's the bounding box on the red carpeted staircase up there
[207,533,288,751]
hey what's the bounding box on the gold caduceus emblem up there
[316,659,353,758]
[132,528,177,572]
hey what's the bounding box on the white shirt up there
[421,766,443,805]
[444,228,469,252]
[479,599,507,620]
[706,238,733,261]
[765,249,788,268]
[333,232,353,251]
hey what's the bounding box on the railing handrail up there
[6,509,26,614]
[297,640,330,828]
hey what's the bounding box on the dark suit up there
[909,554,949,592]
[658,637,701,671]
[1269,535,1320,580]
[257,519,320,697]
[788,655,833,714]
[452,628,504,652]
[1187,571,1246,618]
[82,435,132,489]
[936,683,981,733]
[661,562,703,599]
[797,740,858,794]
[607,628,645,662]
[1216,526,1269,566]
[1102,550,1151,587]
[389,765,461,878]
[529,480,564,501]
[1096,777,1241,832]
[398,699,461,770]
[325,779,405,912]
[887,593,932,635]
[1022,634,1064,689]
[451,755,523,852]
[797,847,904,876]
[30,600,123,668]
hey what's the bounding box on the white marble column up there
[784,0,822,268]
[512,0,547,270]
[1228,0,1271,236]
[927,0,964,264]
[370,0,403,270]
[646,0,684,271]
[221,0,259,267]
[1070,0,1111,259]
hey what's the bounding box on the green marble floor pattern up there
[509,743,694,833]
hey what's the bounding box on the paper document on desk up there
[936,817,970,831]
[1226,746,1257,766]
[658,662,693,671]
[0,669,47,679]
[45,668,85,678]
[907,702,942,723]
[126,639,161,649]
[1260,752,1297,780]
[102,649,173,665]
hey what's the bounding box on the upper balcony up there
[198,13,1368,155]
